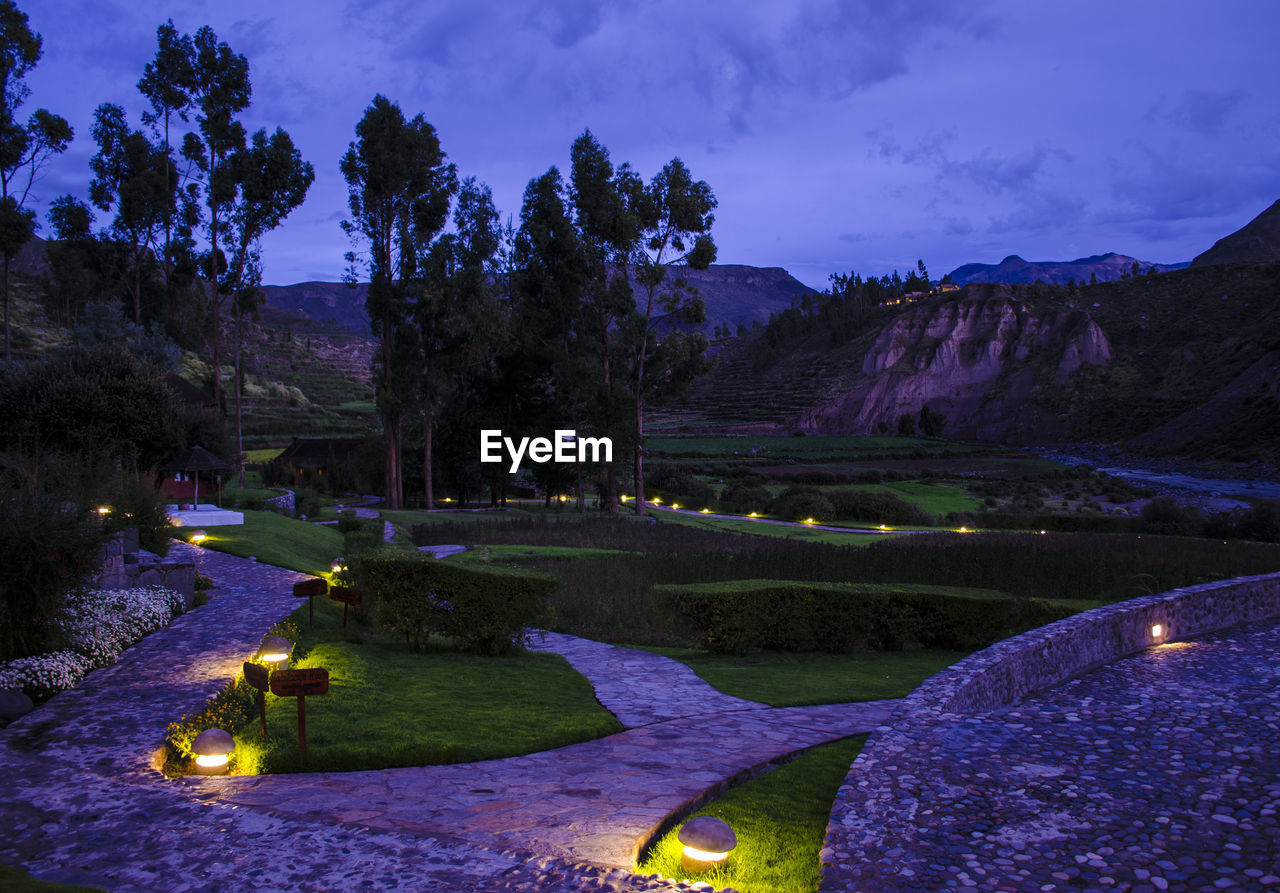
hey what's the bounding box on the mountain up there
[947,252,1187,286]
[1190,199,1280,267]
[675,263,1280,464]
[260,281,370,334]
[261,264,817,337]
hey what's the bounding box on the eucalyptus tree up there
[567,130,639,511]
[136,20,194,303]
[0,0,72,361]
[415,176,499,509]
[88,103,175,335]
[179,24,250,410]
[341,95,457,509]
[225,127,313,485]
[623,157,717,515]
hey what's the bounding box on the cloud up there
[1147,89,1247,137]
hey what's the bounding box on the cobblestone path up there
[821,617,1280,892]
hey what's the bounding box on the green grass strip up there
[631,646,964,706]
[636,735,867,893]
[192,509,345,576]
[0,864,102,892]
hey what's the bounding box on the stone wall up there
[819,571,1280,890]
[95,529,197,609]
[904,571,1280,716]
[264,489,295,516]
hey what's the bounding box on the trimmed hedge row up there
[350,552,555,655]
[663,579,1082,654]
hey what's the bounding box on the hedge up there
[662,579,1081,654]
[349,552,556,655]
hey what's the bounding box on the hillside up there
[1191,199,1280,267]
[262,264,817,337]
[947,252,1186,286]
[674,263,1280,465]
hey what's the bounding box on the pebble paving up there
[820,618,1280,892]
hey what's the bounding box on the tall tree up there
[341,95,456,509]
[568,131,638,512]
[180,24,250,410]
[0,1,72,361]
[88,103,175,335]
[136,20,194,307]
[224,127,313,485]
[416,176,499,509]
[625,157,716,514]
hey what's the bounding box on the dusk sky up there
[20,0,1280,290]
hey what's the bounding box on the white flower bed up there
[0,585,185,701]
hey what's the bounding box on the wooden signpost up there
[292,577,328,627]
[329,586,362,629]
[269,667,330,754]
[242,661,270,737]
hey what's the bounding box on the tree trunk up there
[234,306,244,488]
[3,253,10,364]
[424,412,433,511]
[633,393,647,516]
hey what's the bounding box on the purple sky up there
[20,0,1280,290]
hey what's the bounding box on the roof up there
[161,445,234,475]
[276,437,365,466]
[164,372,216,410]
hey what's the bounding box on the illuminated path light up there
[678,816,736,873]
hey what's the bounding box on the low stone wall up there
[95,530,197,610]
[819,571,1280,891]
[264,489,295,516]
[911,571,1280,716]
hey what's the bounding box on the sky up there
[18,0,1280,291]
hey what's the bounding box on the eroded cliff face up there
[806,295,1110,441]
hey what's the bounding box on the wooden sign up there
[330,586,362,629]
[268,667,330,756]
[293,577,327,626]
[293,578,327,598]
[242,661,270,737]
[270,667,329,697]
[242,661,269,692]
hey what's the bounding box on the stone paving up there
[0,544,891,891]
[820,617,1280,892]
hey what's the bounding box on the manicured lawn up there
[631,646,964,706]
[846,480,982,517]
[636,735,867,893]
[450,544,638,564]
[192,509,344,576]
[651,509,900,545]
[232,632,623,774]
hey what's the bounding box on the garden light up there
[803,517,816,525]
[700,508,711,514]
[748,512,758,518]
[1151,623,1165,642]
[331,557,346,575]
[189,529,207,544]
[652,497,662,504]
[958,526,969,533]
[678,816,737,873]
[879,524,888,530]
[191,728,235,775]
[97,506,111,516]
[258,635,292,668]
[671,503,681,510]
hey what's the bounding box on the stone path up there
[0,544,891,891]
[526,631,767,727]
[820,617,1280,892]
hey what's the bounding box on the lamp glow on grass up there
[636,735,867,893]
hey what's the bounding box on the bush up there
[825,489,935,526]
[295,488,323,519]
[767,486,834,522]
[350,552,556,655]
[0,492,112,661]
[1238,500,1280,543]
[666,580,1078,655]
[1138,497,1204,536]
[719,480,773,514]
[646,464,716,508]
[110,477,174,555]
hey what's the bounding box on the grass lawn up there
[192,509,344,576]
[450,544,639,564]
[636,735,867,893]
[631,646,964,706]
[230,597,623,774]
[651,509,900,545]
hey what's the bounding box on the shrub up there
[719,480,773,514]
[295,488,323,519]
[666,580,1078,655]
[110,477,174,555]
[0,492,112,661]
[646,464,716,508]
[1238,500,1280,543]
[825,489,935,526]
[767,486,834,521]
[350,552,555,655]
[1138,497,1204,536]
[336,510,363,533]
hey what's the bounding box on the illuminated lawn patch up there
[630,646,965,706]
[637,735,867,893]
[195,509,344,576]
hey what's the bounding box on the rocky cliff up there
[803,294,1110,441]
[1190,198,1280,267]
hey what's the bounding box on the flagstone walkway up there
[0,545,891,891]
